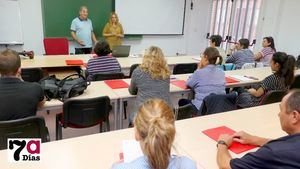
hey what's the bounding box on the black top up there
[230,133,300,169]
[0,77,44,121]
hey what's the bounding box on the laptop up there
[112,45,131,57]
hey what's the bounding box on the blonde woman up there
[128,46,171,124]
[102,12,124,49]
[111,99,197,169]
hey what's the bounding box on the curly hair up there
[140,46,170,80]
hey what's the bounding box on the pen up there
[244,76,259,80]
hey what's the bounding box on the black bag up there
[39,74,90,101]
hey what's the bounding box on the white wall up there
[0,0,211,56]
[255,0,300,56]
[0,0,44,55]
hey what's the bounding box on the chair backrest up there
[43,38,69,55]
[21,68,44,82]
[176,104,195,120]
[173,63,198,75]
[129,64,140,78]
[241,62,264,69]
[290,75,300,89]
[296,55,300,69]
[217,63,236,71]
[92,72,124,81]
[259,90,286,105]
[62,96,111,127]
[112,45,131,57]
[0,116,49,150]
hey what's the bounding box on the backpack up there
[39,74,90,101]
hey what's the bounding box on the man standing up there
[0,49,45,121]
[216,90,300,169]
[71,6,97,54]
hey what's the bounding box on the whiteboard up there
[0,0,23,44]
[115,0,186,35]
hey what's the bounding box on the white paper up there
[229,75,253,82]
[192,57,201,61]
[122,140,143,163]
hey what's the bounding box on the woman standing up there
[102,12,124,49]
[254,37,276,66]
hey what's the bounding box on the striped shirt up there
[226,49,255,69]
[237,74,288,108]
[86,55,121,80]
[111,155,197,169]
[259,47,275,66]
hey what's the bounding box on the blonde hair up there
[109,12,120,25]
[134,99,175,169]
[140,46,170,80]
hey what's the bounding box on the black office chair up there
[290,75,300,89]
[56,96,112,140]
[296,55,300,69]
[259,90,287,105]
[0,116,50,150]
[176,104,195,120]
[128,64,140,78]
[21,68,44,82]
[92,72,124,81]
[173,63,198,75]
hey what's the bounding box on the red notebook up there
[225,77,239,84]
[202,126,257,154]
[171,80,188,89]
[65,59,84,65]
[104,80,129,89]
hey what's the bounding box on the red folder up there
[104,80,129,89]
[202,126,257,154]
[171,80,188,89]
[65,59,84,65]
[225,77,239,84]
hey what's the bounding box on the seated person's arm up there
[233,131,271,146]
[254,52,263,61]
[102,24,114,37]
[38,97,46,109]
[247,87,264,97]
[217,134,233,169]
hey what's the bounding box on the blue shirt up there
[111,155,197,169]
[230,133,300,169]
[186,65,225,110]
[226,49,254,69]
[70,17,93,48]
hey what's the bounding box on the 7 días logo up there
[8,139,41,162]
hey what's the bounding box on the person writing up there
[0,49,45,121]
[102,12,124,49]
[111,99,197,169]
[71,6,97,54]
[217,89,300,169]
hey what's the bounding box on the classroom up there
[1,0,300,168]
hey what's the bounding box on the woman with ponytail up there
[254,36,276,66]
[178,47,226,115]
[237,52,295,108]
[111,99,196,169]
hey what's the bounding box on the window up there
[209,0,262,50]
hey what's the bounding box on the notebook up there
[171,80,188,89]
[225,77,239,83]
[112,45,131,57]
[202,126,257,154]
[65,59,84,65]
[104,79,129,89]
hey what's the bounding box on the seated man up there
[216,89,300,169]
[209,35,227,63]
[0,49,45,121]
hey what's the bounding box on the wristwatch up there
[217,140,228,148]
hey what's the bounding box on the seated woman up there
[237,52,295,108]
[254,36,276,66]
[226,38,255,69]
[86,41,121,80]
[111,99,197,169]
[128,46,171,122]
[179,47,226,115]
